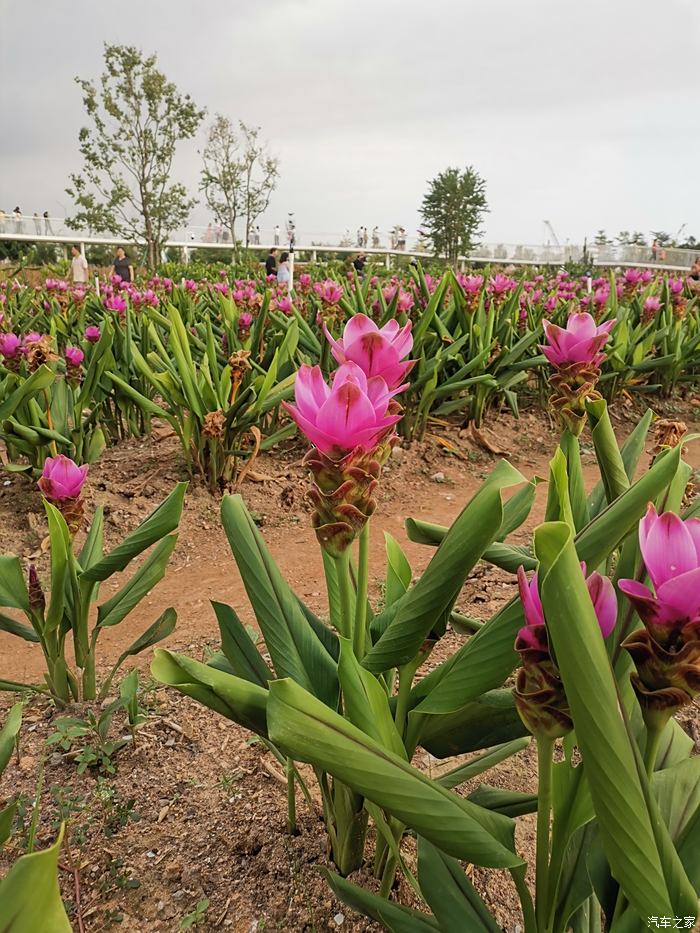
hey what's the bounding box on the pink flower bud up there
[84,326,101,344]
[541,312,616,370]
[38,455,88,502]
[65,346,84,367]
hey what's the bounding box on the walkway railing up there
[0,215,696,271]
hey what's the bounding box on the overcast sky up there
[1,0,699,246]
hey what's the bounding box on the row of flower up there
[0,264,698,492]
[1,304,698,930]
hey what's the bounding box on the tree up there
[200,117,279,249]
[593,229,611,247]
[650,230,672,247]
[615,231,631,246]
[629,231,646,246]
[66,45,205,269]
[420,166,487,266]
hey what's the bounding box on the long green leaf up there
[220,495,338,708]
[267,678,523,868]
[81,483,186,582]
[0,826,71,932]
[151,649,268,737]
[0,702,22,776]
[364,461,526,673]
[322,869,440,932]
[536,521,695,917]
[96,535,178,629]
[212,600,272,688]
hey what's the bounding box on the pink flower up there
[238,312,253,333]
[541,312,616,369]
[517,563,616,651]
[323,314,414,389]
[276,296,294,314]
[456,274,484,295]
[104,296,127,315]
[38,455,88,502]
[65,346,84,367]
[184,279,197,293]
[298,273,312,290]
[282,362,402,457]
[488,273,517,296]
[643,296,661,316]
[313,280,344,305]
[622,268,643,287]
[85,326,101,344]
[0,333,23,359]
[619,504,700,633]
[669,278,684,296]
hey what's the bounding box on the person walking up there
[277,251,291,289]
[372,226,380,248]
[70,246,89,285]
[0,209,5,233]
[110,246,134,283]
[43,211,53,235]
[265,247,278,278]
[651,239,658,262]
[274,224,280,246]
[33,212,42,235]
[13,207,23,234]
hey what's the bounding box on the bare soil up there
[1,395,699,932]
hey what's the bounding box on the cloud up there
[1,0,698,245]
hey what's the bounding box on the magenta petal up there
[342,314,377,347]
[586,572,617,636]
[643,510,697,589]
[517,566,545,628]
[332,361,369,393]
[655,567,700,623]
[685,517,700,564]
[316,382,377,443]
[566,312,597,341]
[618,578,671,626]
[282,401,336,454]
[294,365,330,421]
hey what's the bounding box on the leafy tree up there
[420,166,487,266]
[200,116,279,249]
[66,45,205,269]
[629,231,647,246]
[650,230,672,247]
[615,231,630,246]
[593,229,611,247]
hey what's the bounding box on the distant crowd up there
[0,207,55,236]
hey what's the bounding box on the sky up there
[1,0,699,247]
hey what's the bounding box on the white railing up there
[0,214,697,270]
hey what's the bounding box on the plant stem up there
[511,867,537,933]
[286,757,297,835]
[353,524,370,659]
[334,549,354,641]
[643,721,664,779]
[394,658,420,741]
[535,736,554,929]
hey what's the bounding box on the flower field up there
[0,262,699,931]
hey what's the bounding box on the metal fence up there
[0,214,696,270]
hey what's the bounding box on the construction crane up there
[543,220,560,247]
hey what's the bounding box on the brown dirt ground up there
[1,395,699,932]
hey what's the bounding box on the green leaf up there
[267,678,523,868]
[81,483,187,582]
[536,520,696,917]
[384,532,412,608]
[43,502,71,634]
[78,505,104,572]
[436,737,530,790]
[417,836,502,932]
[0,801,17,848]
[151,649,269,737]
[415,688,528,757]
[211,600,271,688]
[0,365,55,422]
[96,535,177,631]
[0,826,72,932]
[321,869,440,932]
[0,555,31,612]
[337,637,405,758]
[364,461,526,673]
[653,758,700,892]
[466,785,538,818]
[109,607,177,672]
[0,612,39,642]
[0,702,22,775]
[408,441,685,720]
[220,495,338,708]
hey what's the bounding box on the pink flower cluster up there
[284,314,414,458]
